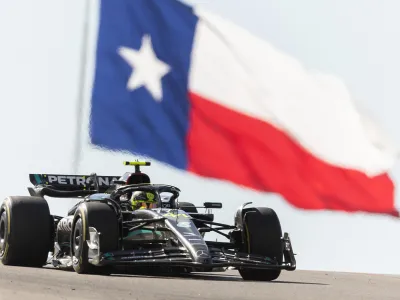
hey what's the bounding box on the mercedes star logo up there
[196,250,209,257]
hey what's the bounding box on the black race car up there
[0,161,296,281]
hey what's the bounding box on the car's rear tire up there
[0,196,52,267]
[71,202,119,275]
[177,202,198,213]
[238,207,283,281]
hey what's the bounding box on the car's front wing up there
[86,228,296,271]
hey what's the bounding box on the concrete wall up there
[1,0,399,274]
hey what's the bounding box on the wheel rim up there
[0,212,7,257]
[72,218,83,260]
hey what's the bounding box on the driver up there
[130,191,158,210]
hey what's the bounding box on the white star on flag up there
[118,34,171,101]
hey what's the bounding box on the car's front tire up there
[71,201,119,275]
[238,207,283,281]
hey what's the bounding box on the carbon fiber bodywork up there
[26,168,296,275]
[83,206,296,272]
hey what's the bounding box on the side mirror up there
[204,202,222,209]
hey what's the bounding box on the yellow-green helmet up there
[130,191,157,210]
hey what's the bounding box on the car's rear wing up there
[29,173,121,195]
[28,161,152,198]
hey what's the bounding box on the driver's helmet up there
[130,191,157,210]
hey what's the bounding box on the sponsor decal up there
[120,256,135,260]
[46,175,119,186]
[163,211,190,218]
[177,222,191,228]
[182,232,197,237]
[120,255,150,260]
[188,238,207,245]
[191,242,207,246]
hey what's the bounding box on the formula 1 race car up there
[0,161,296,281]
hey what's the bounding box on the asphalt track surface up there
[0,264,398,300]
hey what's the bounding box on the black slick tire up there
[0,196,52,267]
[71,201,119,275]
[239,207,283,281]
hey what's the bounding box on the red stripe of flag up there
[187,92,397,216]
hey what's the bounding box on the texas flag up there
[90,0,398,215]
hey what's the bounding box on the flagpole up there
[72,0,92,174]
